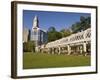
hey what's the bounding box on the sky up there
[23,10,90,31]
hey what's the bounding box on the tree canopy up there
[47,16,90,42]
[71,16,91,33]
[60,29,72,37]
[47,26,62,42]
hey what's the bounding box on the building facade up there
[23,27,29,43]
[30,16,48,51]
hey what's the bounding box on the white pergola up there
[38,28,91,55]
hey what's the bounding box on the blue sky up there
[23,10,90,31]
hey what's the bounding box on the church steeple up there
[32,15,39,29]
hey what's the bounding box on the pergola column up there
[52,48,54,54]
[67,45,71,55]
[79,45,83,54]
[58,46,61,55]
[61,47,64,54]
[83,42,87,52]
[76,45,80,54]
[83,42,87,56]
[53,48,56,54]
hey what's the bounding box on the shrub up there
[23,41,35,52]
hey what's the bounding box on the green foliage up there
[60,29,72,37]
[47,27,72,42]
[71,22,81,33]
[48,26,56,32]
[47,16,90,42]
[71,16,91,33]
[47,26,62,42]
[23,41,35,52]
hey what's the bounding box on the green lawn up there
[23,52,90,69]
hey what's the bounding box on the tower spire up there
[32,15,39,29]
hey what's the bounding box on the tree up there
[47,26,62,42]
[71,22,81,33]
[47,26,56,32]
[80,16,91,31]
[56,31,62,39]
[71,16,91,33]
[85,17,91,29]
[23,41,35,52]
[60,29,72,37]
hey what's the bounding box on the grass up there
[23,52,90,69]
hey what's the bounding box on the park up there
[23,11,91,69]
